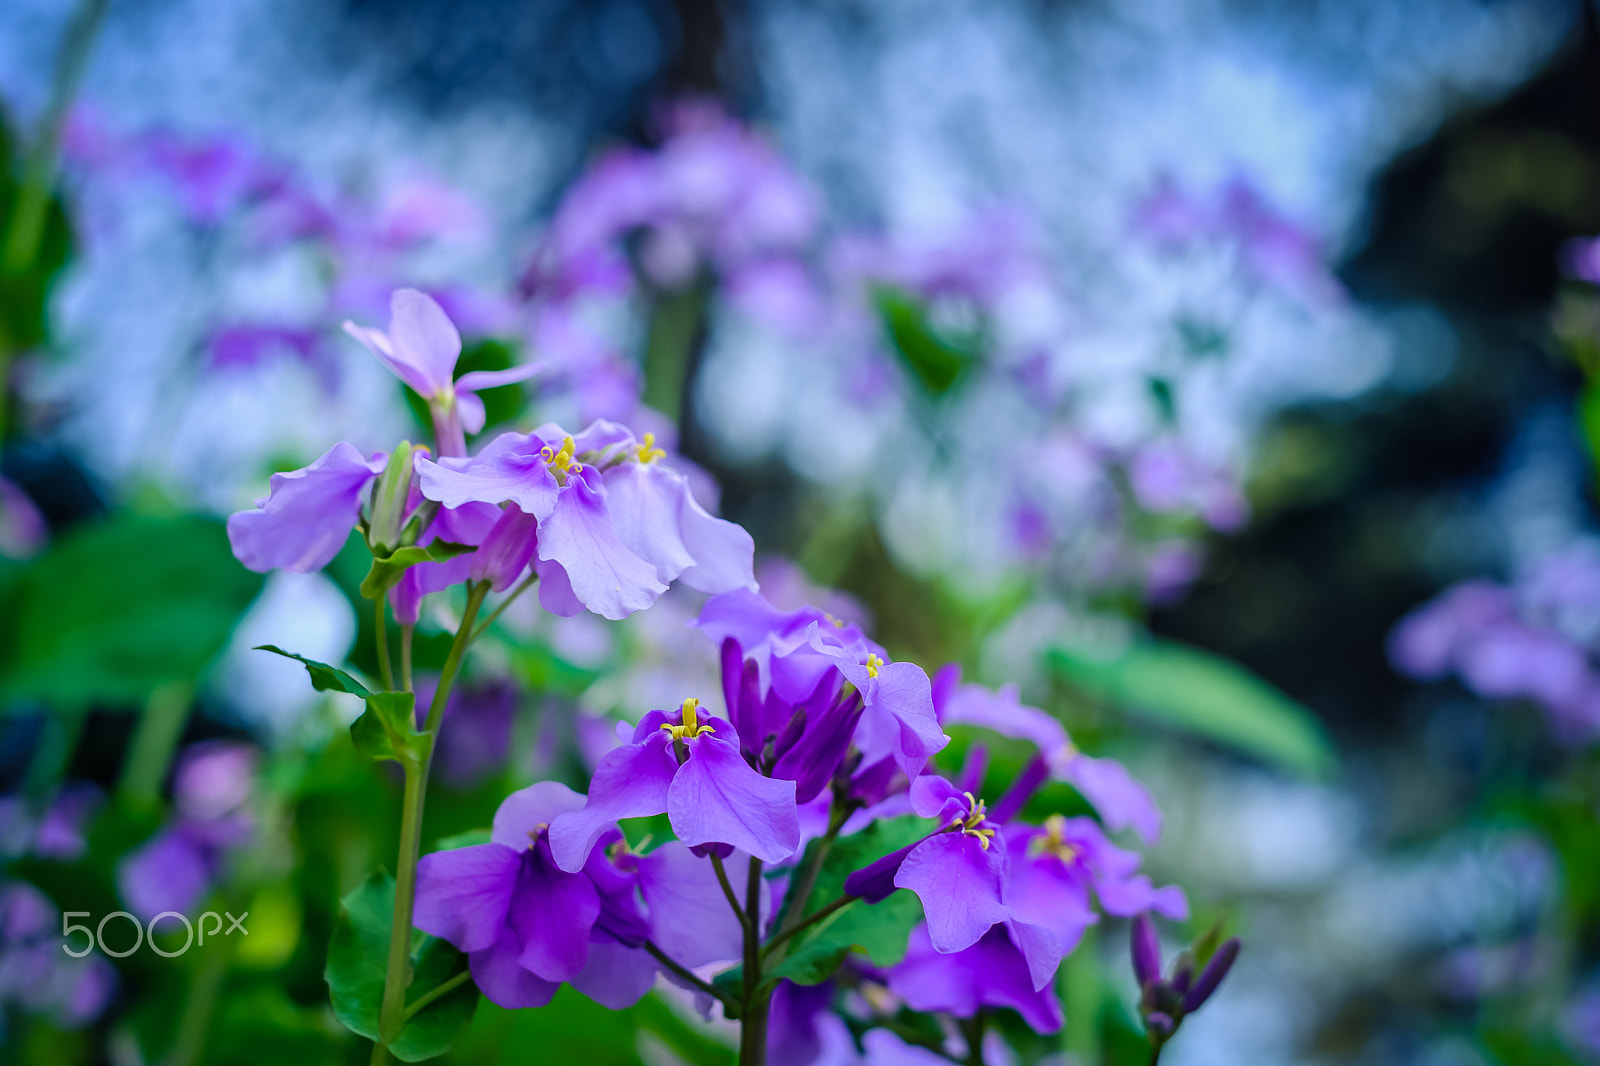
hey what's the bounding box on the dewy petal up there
[570,936,657,1009]
[1062,754,1163,845]
[895,832,1009,954]
[547,733,677,872]
[668,733,800,864]
[638,843,765,968]
[417,433,560,518]
[388,288,461,396]
[342,320,433,396]
[510,839,600,982]
[226,442,384,573]
[490,781,589,849]
[413,842,521,953]
[469,930,559,1010]
[536,472,667,620]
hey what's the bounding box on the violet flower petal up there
[536,472,668,620]
[669,733,800,863]
[468,930,560,1009]
[512,840,601,982]
[547,733,677,872]
[413,842,521,953]
[226,442,384,573]
[894,832,1008,954]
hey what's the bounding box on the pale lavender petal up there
[602,462,695,583]
[536,474,667,620]
[469,930,559,1009]
[457,363,542,393]
[547,734,676,872]
[668,734,800,863]
[470,504,539,592]
[510,843,600,981]
[894,832,1008,954]
[535,555,586,616]
[413,842,521,952]
[343,320,433,395]
[907,774,968,823]
[388,288,461,396]
[1003,918,1066,993]
[865,662,948,775]
[1063,754,1162,845]
[676,483,757,593]
[227,442,383,573]
[569,937,657,1009]
[119,828,213,920]
[456,390,487,435]
[417,432,559,518]
[1095,874,1189,921]
[860,1028,951,1066]
[940,682,1068,757]
[490,781,589,849]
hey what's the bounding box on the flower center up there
[864,653,884,678]
[956,791,997,850]
[541,436,583,483]
[1028,813,1079,862]
[634,432,666,464]
[661,697,716,740]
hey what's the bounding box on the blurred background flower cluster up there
[3,0,1600,1064]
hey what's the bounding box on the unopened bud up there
[368,441,418,556]
[1131,913,1163,990]
[1180,937,1240,1014]
[1145,1011,1175,1040]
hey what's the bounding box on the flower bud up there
[470,504,538,592]
[1180,937,1240,1013]
[368,441,418,556]
[1131,913,1163,990]
[1145,1011,1175,1040]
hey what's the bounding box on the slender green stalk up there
[739,857,768,1066]
[644,941,734,1010]
[1147,1043,1162,1066]
[374,583,488,1062]
[960,1014,987,1066]
[163,913,232,1066]
[400,624,414,693]
[118,680,193,808]
[401,969,472,1024]
[373,596,394,692]
[775,799,852,940]
[468,572,538,642]
[709,852,745,924]
[761,895,855,960]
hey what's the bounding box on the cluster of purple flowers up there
[406,587,1185,1056]
[1389,544,1600,742]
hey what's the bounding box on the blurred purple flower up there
[0,881,116,1029]
[885,923,1063,1034]
[0,475,48,560]
[412,677,518,788]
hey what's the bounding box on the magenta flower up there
[885,922,1063,1035]
[546,698,799,872]
[936,669,1163,844]
[227,442,386,574]
[344,289,538,456]
[413,782,611,1009]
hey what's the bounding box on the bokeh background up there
[3,1,1600,1064]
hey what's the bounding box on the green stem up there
[644,941,735,1010]
[24,706,85,802]
[400,624,414,693]
[709,852,745,925]
[468,572,538,642]
[117,680,193,808]
[761,895,856,960]
[401,968,472,1024]
[961,1014,987,1066]
[739,857,768,1066]
[1148,1041,1163,1066]
[163,911,232,1066]
[374,596,394,692]
[374,584,488,1059]
[775,799,851,940]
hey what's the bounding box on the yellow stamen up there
[824,612,847,629]
[956,791,997,850]
[635,432,666,464]
[1027,813,1079,862]
[865,653,884,679]
[540,436,582,482]
[661,697,715,740]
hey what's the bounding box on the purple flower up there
[0,475,48,560]
[1388,581,1516,680]
[1002,815,1188,990]
[937,671,1162,844]
[885,923,1063,1035]
[344,289,538,456]
[637,840,769,968]
[697,590,947,777]
[412,678,518,788]
[228,441,387,573]
[413,782,634,1009]
[0,881,116,1029]
[548,699,799,872]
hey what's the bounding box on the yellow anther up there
[540,436,582,481]
[865,653,885,679]
[1028,813,1079,862]
[635,432,666,464]
[660,697,715,740]
[955,791,996,849]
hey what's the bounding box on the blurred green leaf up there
[0,130,73,356]
[256,645,372,698]
[0,515,264,707]
[874,286,979,396]
[1048,639,1337,778]
[326,870,478,1062]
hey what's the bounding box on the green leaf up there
[256,645,372,698]
[326,870,478,1062]
[874,286,979,396]
[0,140,74,354]
[360,541,474,600]
[1048,639,1337,779]
[0,515,264,707]
[351,691,430,765]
